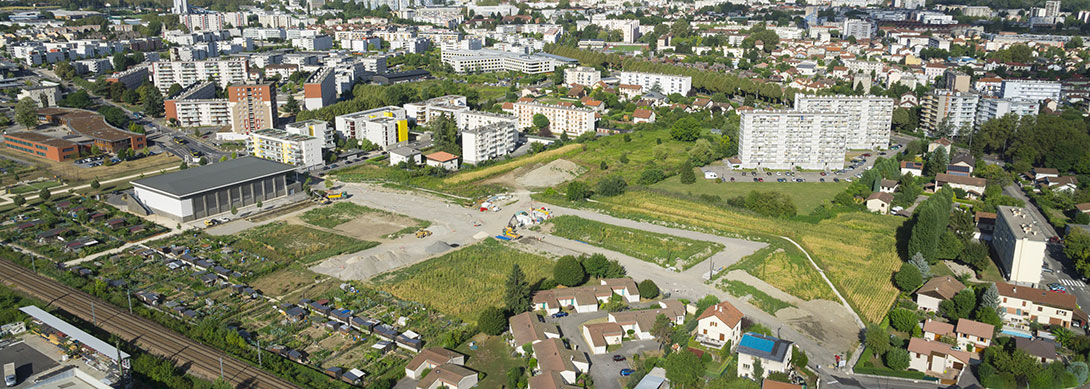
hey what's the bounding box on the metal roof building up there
[19,306,130,361]
[131,157,300,222]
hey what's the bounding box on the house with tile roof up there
[581,322,623,354]
[916,275,966,312]
[955,318,994,352]
[531,278,639,314]
[695,301,744,349]
[416,364,478,389]
[608,300,685,340]
[996,281,1080,329]
[532,338,589,384]
[907,338,970,384]
[405,348,465,379]
[508,312,561,354]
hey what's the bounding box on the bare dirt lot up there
[332,214,416,241]
[514,159,585,188]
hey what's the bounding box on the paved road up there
[542,308,655,389]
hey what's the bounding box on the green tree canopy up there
[554,255,586,286]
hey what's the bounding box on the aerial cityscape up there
[1,0,1090,387]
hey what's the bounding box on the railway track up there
[0,259,299,389]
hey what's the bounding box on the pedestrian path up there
[1057,278,1085,288]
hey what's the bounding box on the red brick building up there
[2,131,79,162]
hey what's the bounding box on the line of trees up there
[545,45,795,105]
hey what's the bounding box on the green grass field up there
[232,222,378,264]
[727,241,837,301]
[372,239,554,323]
[534,190,905,323]
[457,334,526,388]
[651,176,849,215]
[547,215,723,269]
[719,280,795,315]
[7,180,62,195]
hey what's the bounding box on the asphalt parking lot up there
[0,340,58,387]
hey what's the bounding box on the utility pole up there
[257,340,262,367]
[31,256,36,273]
[91,301,96,325]
[126,289,133,315]
[219,357,224,380]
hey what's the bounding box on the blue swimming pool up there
[1001,329,1033,338]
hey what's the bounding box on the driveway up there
[544,309,657,389]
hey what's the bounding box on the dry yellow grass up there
[570,191,904,323]
[444,144,582,184]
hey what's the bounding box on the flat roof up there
[131,157,295,198]
[38,108,141,143]
[737,332,791,363]
[19,306,130,361]
[997,206,1048,241]
[4,131,76,148]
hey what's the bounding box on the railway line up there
[0,259,299,389]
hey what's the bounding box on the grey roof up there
[132,157,295,198]
[737,332,792,363]
[20,306,130,361]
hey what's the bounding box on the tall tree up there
[504,264,530,313]
[554,256,585,286]
[650,314,673,349]
[15,98,38,129]
[663,350,703,387]
[141,86,164,117]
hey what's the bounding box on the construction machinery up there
[325,191,347,200]
[415,229,432,238]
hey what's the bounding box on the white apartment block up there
[975,97,1039,127]
[513,102,596,136]
[404,95,468,126]
[794,95,893,150]
[565,66,601,86]
[248,129,324,168]
[285,120,335,149]
[619,72,692,96]
[461,121,517,165]
[588,17,640,43]
[458,111,517,131]
[841,19,875,40]
[165,82,229,128]
[18,86,61,108]
[334,106,409,149]
[993,206,1048,286]
[1000,80,1062,102]
[441,49,568,74]
[921,90,979,136]
[303,67,336,111]
[292,35,333,51]
[150,59,251,92]
[738,110,850,170]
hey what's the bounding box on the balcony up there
[694,334,728,349]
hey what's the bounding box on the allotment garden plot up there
[77,230,465,387]
[0,196,168,262]
[229,221,379,264]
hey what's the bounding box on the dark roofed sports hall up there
[132,157,301,222]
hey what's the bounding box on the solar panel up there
[739,333,776,353]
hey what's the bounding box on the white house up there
[633,108,656,124]
[737,332,793,381]
[532,278,640,314]
[405,348,466,380]
[695,301,744,349]
[424,151,460,170]
[581,322,623,354]
[866,192,893,214]
[915,276,965,312]
[389,147,422,166]
[907,338,970,383]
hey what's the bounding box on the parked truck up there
[4,362,15,387]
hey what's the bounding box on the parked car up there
[729,177,735,182]
[820,178,825,182]
[833,178,840,182]
[612,355,626,362]
[757,178,764,182]
[752,177,759,182]
[620,369,635,376]
[551,312,568,318]
[1048,283,1066,293]
[820,172,827,176]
